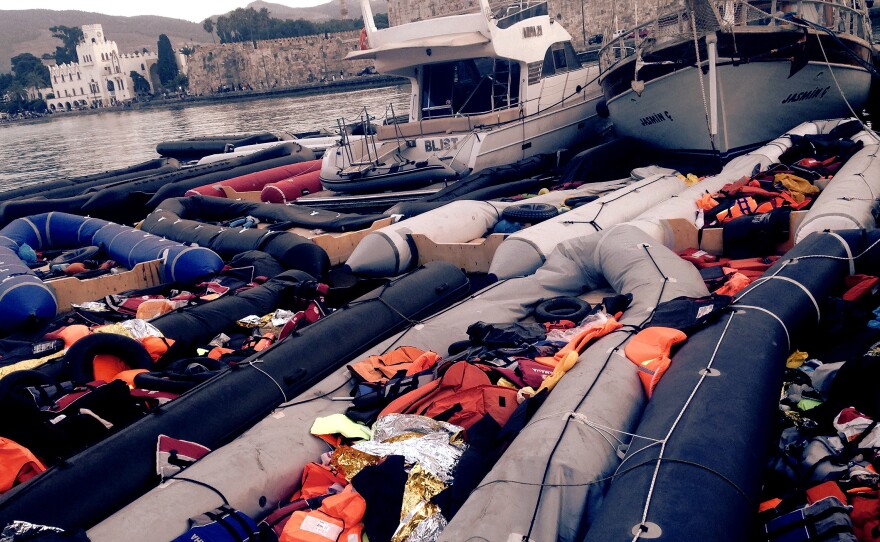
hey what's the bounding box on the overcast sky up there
[2,1,333,23]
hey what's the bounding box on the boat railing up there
[491,1,549,29]
[599,0,869,72]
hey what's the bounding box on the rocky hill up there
[216,0,387,22]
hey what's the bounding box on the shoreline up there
[0,75,408,127]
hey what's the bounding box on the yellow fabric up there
[537,351,580,393]
[0,351,65,380]
[775,173,819,197]
[786,350,809,369]
[310,414,372,440]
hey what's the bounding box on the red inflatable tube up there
[261,170,323,203]
[185,160,322,198]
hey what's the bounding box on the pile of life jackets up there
[759,273,880,542]
[250,290,750,542]
[0,268,330,498]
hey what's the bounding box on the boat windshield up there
[492,1,549,29]
[420,58,521,119]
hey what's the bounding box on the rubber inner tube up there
[501,203,559,224]
[50,246,101,266]
[0,369,52,403]
[63,333,154,384]
[534,296,592,323]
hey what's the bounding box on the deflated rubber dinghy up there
[73,142,313,221]
[185,160,322,198]
[141,197,331,279]
[581,229,879,542]
[87,225,706,542]
[488,168,685,278]
[0,262,469,532]
[794,128,880,242]
[628,119,853,246]
[0,212,223,332]
[346,180,636,276]
[0,158,179,202]
[156,132,284,160]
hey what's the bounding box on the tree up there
[156,34,179,88]
[202,18,216,44]
[50,25,83,65]
[10,53,50,88]
[130,71,151,95]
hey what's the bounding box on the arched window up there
[61,74,65,82]
[77,73,81,80]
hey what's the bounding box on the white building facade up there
[46,24,160,111]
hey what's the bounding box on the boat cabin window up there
[542,42,581,77]
[421,58,521,119]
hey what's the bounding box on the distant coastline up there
[1,74,409,126]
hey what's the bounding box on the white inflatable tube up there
[488,168,684,279]
[794,129,880,242]
[345,178,636,276]
[628,119,850,246]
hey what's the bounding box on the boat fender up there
[502,203,559,224]
[534,297,592,323]
[50,246,101,266]
[63,334,154,384]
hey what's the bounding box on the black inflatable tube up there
[62,334,154,384]
[141,206,329,279]
[82,142,308,216]
[0,262,469,531]
[581,230,880,542]
[156,132,281,160]
[0,158,179,202]
[155,195,384,233]
[151,270,316,351]
[0,195,95,229]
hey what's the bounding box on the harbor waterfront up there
[0,84,410,191]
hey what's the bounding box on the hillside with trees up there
[0,9,211,71]
[206,6,388,45]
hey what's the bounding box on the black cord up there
[173,476,230,506]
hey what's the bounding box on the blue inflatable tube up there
[0,212,223,332]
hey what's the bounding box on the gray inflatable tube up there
[794,128,880,242]
[88,225,706,542]
[488,169,685,278]
[582,229,876,542]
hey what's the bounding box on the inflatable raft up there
[87,225,706,542]
[346,178,634,276]
[488,167,685,278]
[582,229,880,542]
[141,197,331,279]
[185,160,322,198]
[0,262,469,532]
[0,212,223,332]
[156,133,285,161]
[794,128,880,242]
[628,119,854,246]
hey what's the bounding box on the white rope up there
[741,275,820,323]
[246,359,288,403]
[728,304,791,350]
[825,231,855,275]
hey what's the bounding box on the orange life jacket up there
[291,463,348,502]
[534,317,622,368]
[0,437,46,494]
[625,327,687,398]
[349,346,440,383]
[280,485,365,542]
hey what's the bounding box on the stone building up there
[46,24,161,111]
[187,31,372,96]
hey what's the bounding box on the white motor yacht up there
[319,0,612,193]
